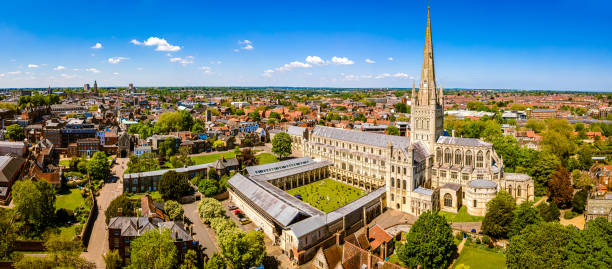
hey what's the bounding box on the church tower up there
[411,7,444,151]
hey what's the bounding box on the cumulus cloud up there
[278,61,312,71]
[262,69,275,77]
[8,71,21,75]
[170,56,194,66]
[108,57,129,64]
[199,66,212,74]
[86,68,100,73]
[113,72,119,75]
[375,72,412,79]
[387,57,394,61]
[306,56,325,65]
[91,42,103,49]
[365,58,376,64]
[331,56,354,65]
[28,64,39,68]
[238,40,254,50]
[54,65,66,71]
[131,37,181,52]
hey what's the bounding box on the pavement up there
[182,201,219,259]
[81,158,127,268]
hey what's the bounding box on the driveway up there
[183,201,219,259]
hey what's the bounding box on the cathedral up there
[296,7,534,217]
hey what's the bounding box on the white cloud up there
[387,57,394,61]
[365,58,376,64]
[60,74,76,79]
[108,57,129,64]
[343,74,373,81]
[233,49,239,52]
[375,72,411,79]
[238,40,254,50]
[199,66,212,74]
[393,72,411,78]
[91,42,103,49]
[331,56,354,65]
[170,56,194,66]
[86,68,100,73]
[0,73,5,77]
[8,71,21,75]
[28,64,39,68]
[262,69,275,77]
[54,65,66,71]
[210,60,222,65]
[137,67,143,71]
[278,61,312,71]
[131,37,181,52]
[306,56,325,65]
[113,72,119,75]
[72,68,80,71]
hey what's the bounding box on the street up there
[183,201,219,259]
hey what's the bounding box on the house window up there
[444,193,452,207]
[440,170,447,178]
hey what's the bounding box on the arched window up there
[465,150,473,167]
[444,148,452,164]
[454,150,462,165]
[396,179,401,188]
[485,151,490,168]
[507,185,512,193]
[517,188,521,197]
[444,193,452,207]
[391,178,395,187]
[402,180,407,190]
[476,151,484,168]
[436,148,442,164]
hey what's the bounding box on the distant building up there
[0,154,26,205]
[529,108,558,119]
[0,141,27,157]
[84,83,90,92]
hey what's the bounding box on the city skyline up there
[1,0,611,91]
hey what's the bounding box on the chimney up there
[452,130,455,137]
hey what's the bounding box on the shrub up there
[475,238,481,244]
[455,232,463,241]
[564,210,577,219]
[481,235,491,246]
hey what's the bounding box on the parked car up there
[234,209,242,215]
[240,218,252,225]
[228,205,238,210]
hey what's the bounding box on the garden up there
[439,206,485,223]
[287,178,367,213]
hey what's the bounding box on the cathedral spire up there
[419,6,437,105]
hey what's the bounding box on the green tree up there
[105,195,136,224]
[180,249,198,269]
[208,167,219,180]
[248,112,261,122]
[219,230,266,269]
[571,189,588,214]
[197,198,225,223]
[198,178,220,197]
[159,170,191,200]
[525,119,546,133]
[0,208,18,260]
[506,222,576,269]
[128,229,177,269]
[213,140,225,151]
[482,191,516,238]
[158,137,178,160]
[564,217,612,268]
[548,166,574,208]
[103,250,122,269]
[394,102,409,113]
[396,211,456,269]
[530,152,561,196]
[237,148,258,167]
[386,125,400,136]
[164,200,185,221]
[87,151,110,181]
[508,202,541,238]
[537,202,561,222]
[271,132,292,159]
[5,124,24,141]
[12,180,56,233]
[205,253,227,269]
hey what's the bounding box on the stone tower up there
[410,7,444,151]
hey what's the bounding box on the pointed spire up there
[420,6,436,105]
[439,83,444,105]
[411,80,416,104]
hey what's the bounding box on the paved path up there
[534,196,548,206]
[183,202,219,259]
[448,237,468,269]
[81,158,127,268]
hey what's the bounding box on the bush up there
[564,210,577,219]
[481,235,491,246]
[475,238,481,244]
[571,189,588,214]
[455,232,463,241]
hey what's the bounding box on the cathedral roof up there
[437,136,492,147]
[468,179,497,189]
[312,125,410,149]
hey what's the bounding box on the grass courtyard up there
[255,152,278,164]
[439,206,485,223]
[55,188,86,211]
[453,245,506,269]
[125,191,163,200]
[191,152,237,165]
[287,178,367,213]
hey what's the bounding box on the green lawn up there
[125,191,162,200]
[439,206,484,223]
[287,178,367,213]
[453,246,506,269]
[59,224,80,240]
[55,189,86,211]
[59,159,70,167]
[191,152,237,165]
[256,153,278,164]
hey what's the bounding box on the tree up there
[43,234,95,268]
[127,152,160,173]
[271,132,292,159]
[394,102,409,113]
[87,151,110,181]
[548,166,574,208]
[68,156,80,171]
[197,198,225,223]
[572,170,594,190]
[525,119,546,133]
[396,211,456,269]
[508,202,541,238]
[128,229,177,269]
[198,178,220,197]
[192,119,205,133]
[219,230,266,269]
[180,249,198,269]
[386,125,400,136]
[237,148,258,167]
[164,200,185,221]
[103,250,122,269]
[577,145,594,170]
[159,170,191,200]
[105,195,136,224]
[506,222,576,269]
[564,217,612,268]
[571,189,588,214]
[205,253,227,269]
[170,147,195,168]
[0,208,18,260]
[248,112,261,122]
[12,180,56,233]
[530,152,561,196]
[537,202,560,222]
[213,140,225,151]
[208,167,219,180]
[482,191,516,238]
[158,137,178,160]
[5,124,24,141]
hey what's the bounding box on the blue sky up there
[0,0,611,90]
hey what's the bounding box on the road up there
[81,158,127,268]
[183,201,219,259]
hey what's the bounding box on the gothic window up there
[473,200,477,208]
[391,178,395,187]
[517,188,521,197]
[486,151,491,167]
[396,179,401,188]
[454,149,462,165]
[402,180,406,190]
[444,148,452,164]
[476,151,484,168]
[465,150,473,167]
[436,148,442,163]
[444,193,452,207]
